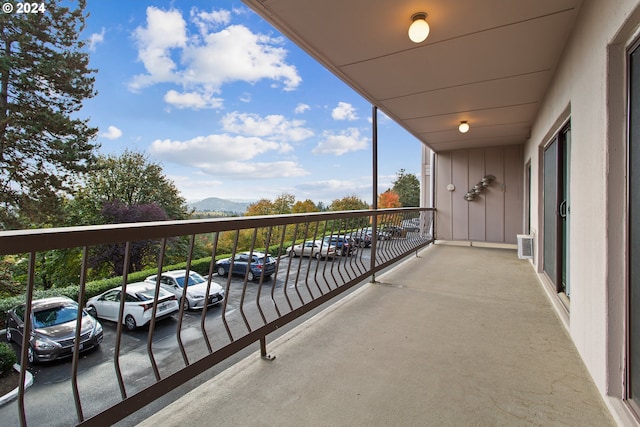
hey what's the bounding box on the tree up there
[392,169,420,207]
[329,195,370,230]
[272,193,295,214]
[0,0,99,229]
[71,150,189,223]
[245,199,274,216]
[378,189,402,208]
[90,201,169,277]
[292,199,318,213]
[329,195,370,211]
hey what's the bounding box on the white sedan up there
[86,282,179,331]
[286,240,336,259]
[145,270,225,311]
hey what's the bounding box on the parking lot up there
[0,249,374,426]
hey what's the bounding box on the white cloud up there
[129,8,301,102]
[164,89,223,109]
[100,125,123,140]
[221,111,313,142]
[332,102,358,121]
[295,103,310,114]
[312,128,369,156]
[190,8,231,35]
[89,28,105,51]
[148,134,309,179]
[129,7,188,91]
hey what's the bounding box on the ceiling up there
[241,0,583,153]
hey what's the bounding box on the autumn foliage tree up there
[378,189,402,208]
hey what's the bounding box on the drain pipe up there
[370,105,378,283]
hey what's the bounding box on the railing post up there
[260,336,276,361]
[370,105,378,283]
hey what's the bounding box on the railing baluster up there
[176,235,197,366]
[201,231,220,354]
[221,230,240,342]
[146,239,165,380]
[239,228,258,332]
[71,246,90,423]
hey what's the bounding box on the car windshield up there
[32,303,79,328]
[175,273,206,288]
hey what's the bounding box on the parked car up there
[382,225,405,237]
[216,251,277,281]
[145,270,225,311]
[401,218,420,232]
[5,296,103,364]
[287,240,336,259]
[347,230,372,248]
[361,227,391,241]
[86,282,179,331]
[322,235,356,256]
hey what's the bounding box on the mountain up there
[188,197,251,214]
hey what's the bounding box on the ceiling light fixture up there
[408,13,430,43]
[458,121,470,133]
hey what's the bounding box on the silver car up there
[5,296,103,364]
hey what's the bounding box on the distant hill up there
[188,197,251,214]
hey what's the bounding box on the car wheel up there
[217,266,226,276]
[181,298,190,311]
[124,315,137,331]
[247,271,255,281]
[289,250,296,257]
[27,346,36,365]
[315,252,322,260]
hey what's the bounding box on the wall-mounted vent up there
[517,234,533,259]
[517,234,534,259]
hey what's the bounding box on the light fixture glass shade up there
[409,14,429,43]
[459,121,470,133]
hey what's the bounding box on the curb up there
[0,363,34,407]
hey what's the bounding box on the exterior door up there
[543,124,570,297]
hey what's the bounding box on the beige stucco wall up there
[524,0,640,403]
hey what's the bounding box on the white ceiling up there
[242,0,583,152]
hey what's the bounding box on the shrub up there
[0,342,17,374]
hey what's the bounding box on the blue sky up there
[80,1,423,204]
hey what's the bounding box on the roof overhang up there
[242,0,583,152]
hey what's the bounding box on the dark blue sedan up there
[215,251,277,281]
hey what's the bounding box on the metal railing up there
[0,207,434,426]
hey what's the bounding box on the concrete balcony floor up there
[138,244,616,426]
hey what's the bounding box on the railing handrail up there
[0,207,435,255]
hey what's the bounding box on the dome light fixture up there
[458,121,470,133]
[408,13,430,43]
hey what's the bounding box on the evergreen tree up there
[392,169,420,207]
[0,0,98,229]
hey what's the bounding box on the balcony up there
[0,208,615,425]
[0,208,443,426]
[134,243,616,426]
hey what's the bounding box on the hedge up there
[0,342,17,374]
